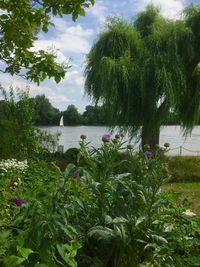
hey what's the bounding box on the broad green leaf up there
[18,247,33,259]
[151,234,168,244]
[78,8,85,16]
[0,230,11,240]
[65,163,76,177]
[5,256,25,267]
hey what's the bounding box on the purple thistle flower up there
[11,198,26,206]
[144,149,153,157]
[73,170,79,178]
[102,134,111,142]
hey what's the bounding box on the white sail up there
[59,115,64,127]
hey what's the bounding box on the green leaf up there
[18,247,33,259]
[135,216,146,226]
[65,163,76,177]
[54,75,61,83]
[5,256,25,267]
[0,230,11,240]
[78,8,85,16]
[56,242,81,267]
[151,234,168,244]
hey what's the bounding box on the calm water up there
[39,126,200,155]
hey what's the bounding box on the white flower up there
[182,209,196,216]
[14,182,18,186]
[0,159,28,173]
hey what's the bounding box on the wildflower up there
[73,170,79,178]
[164,143,170,148]
[0,159,28,173]
[80,134,87,140]
[182,209,196,216]
[144,149,153,157]
[102,134,111,143]
[13,182,18,186]
[11,198,26,207]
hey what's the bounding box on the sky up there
[0,0,199,112]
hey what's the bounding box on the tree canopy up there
[0,0,95,84]
[85,4,200,146]
[33,94,60,125]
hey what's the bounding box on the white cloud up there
[88,0,108,23]
[63,70,84,87]
[134,0,184,19]
[34,20,94,55]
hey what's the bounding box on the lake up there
[39,126,200,155]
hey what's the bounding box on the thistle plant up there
[1,137,199,267]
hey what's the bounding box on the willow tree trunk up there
[141,123,160,148]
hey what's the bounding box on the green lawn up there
[163,182,200,215]
[168,156,200,182]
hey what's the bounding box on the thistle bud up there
[102,134,111,143]
[143,144,150,150]
[164,142,170,148]
[80,134,87,140]
[127,144,133,150]
[115,134,120,139]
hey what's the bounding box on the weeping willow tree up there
[84,4,200,147]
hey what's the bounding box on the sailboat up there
[59,115,64,127]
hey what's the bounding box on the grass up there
[163,182,200,215]
[168,156,200,182]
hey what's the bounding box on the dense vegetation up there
[85,4,200,146]
[1,135,200,267]
[0,91,182,126]
[0,92,110,126]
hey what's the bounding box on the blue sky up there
[0,0,199,112]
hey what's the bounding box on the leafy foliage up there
[63,105,82,125]
[0,87,39,159]
[0,87,60,159]
[0,135,200,266]
[0,0,95,83]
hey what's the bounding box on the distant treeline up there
[0,94,181,126]
[0,94,110,126]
